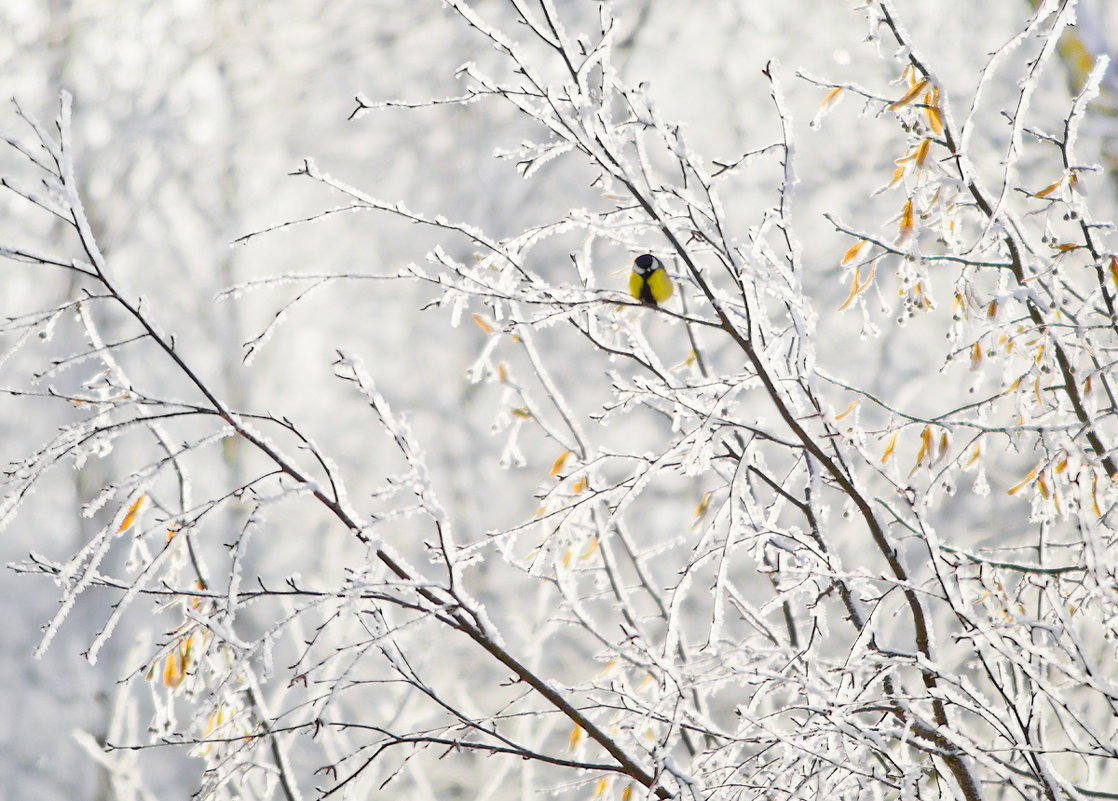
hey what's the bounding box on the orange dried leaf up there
[821,86,843,107]
[571,476,587,493]
[925,91,944,135]
[1110,256,1118,289]
[837,273,861,312]
[915,426,932,466]
[550,450,571,477]
[561,548,572,568]
[1055,456,1068,474]
[881,432,899,464]
[936,432,949,464]
[118,494,147,533]
[970,342,983,370]
[838,264,875,311]
[471,313,493,334]
[497,362,509,383]
[1007,466,1039,496]
[580,536,599,560]
[1055,243,1079,252]
[1034,176,1064,198]
[889,164,906,188]
[163,651,183,688]
[842,239,867,266]
[1037,471,1049,499]
[622,786,633,801]
[595,778,609,797]
[835,400,859,421]
[987,299,998,318]
[891,78,930,109]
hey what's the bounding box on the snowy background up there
[3,1,1117,799]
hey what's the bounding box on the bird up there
[629,253,673,307]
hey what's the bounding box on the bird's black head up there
[634,253,658,275]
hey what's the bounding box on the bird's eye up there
[635,254,655,270]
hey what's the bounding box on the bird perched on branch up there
[629,253,673,307]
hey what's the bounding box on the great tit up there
[629,253,673,307]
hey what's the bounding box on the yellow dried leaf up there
[1007,466,1039,496]
[561,548,572,568]
[580,536,599,559]
[693,491,712,523]
[1110,256,1118,289]
[550,450,571,477]
[1055,243,1079,252]
[842,239,867,266]
[569,726,582,749]
[118,494,147,533]
[891,78,930,109]
[595,778,609,797]
[1037,471,1049,499]
[497,362,509,383]
[1055,456,1068,474]
[471,313,493,334]
[970,342,983,370]
[914,139,931,168]
[936,432,949,464]
[965,442,981,468]
[881,432,899,464]
[1092,473,1101,516]
[511,407,531,419]
[835,400,859,421]
[622,786,633,801]
[899,199,914,238]
[987,299,998,318]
